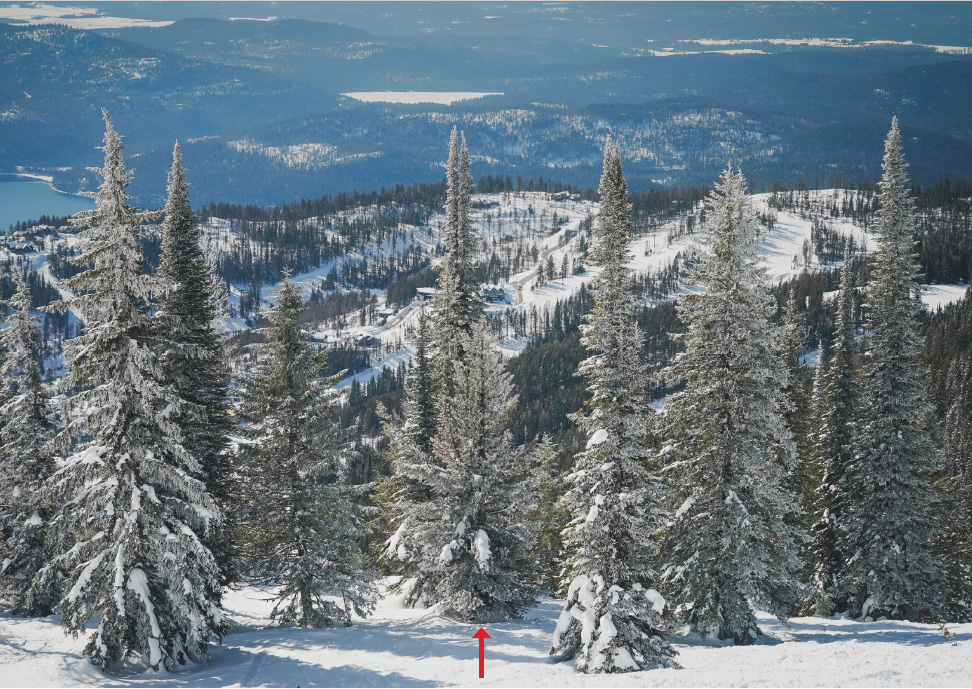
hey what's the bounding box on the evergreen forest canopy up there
[0,110,971,677]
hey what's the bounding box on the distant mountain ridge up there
[2,9,972,208]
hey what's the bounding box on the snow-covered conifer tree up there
[659,165,804,645]
[432,127,483,395]
[551,141,676,672]
[155,142,233,583]
[781,291,815,536]
[403,306,436,454]
[382,306,438,592]
[391,318,536,621]
[237,278,377,627]
[39,111,223,671]
[387,130,534,621]
[809,249,858,614]
[781,291,811,443]
[839,118,943,620]
[0,271,59,615]
[938,349,972,620]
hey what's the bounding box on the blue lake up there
[0,174,96,231]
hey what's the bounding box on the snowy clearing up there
[1,582,970,687]
[923,283,969,312]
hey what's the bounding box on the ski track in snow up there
[1,582,970,687]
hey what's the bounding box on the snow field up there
[2,582,970,687]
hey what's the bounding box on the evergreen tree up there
[659,165,804,645]
[781,291,815,560]
[155,142,234,584]
[527,435,567,595]
[237,279,377,627]
[38,111,223,671]
[809,250,858,614]
[0,271,59,615]
[389,318,536,621]
[839,118,944,620]
[551,142,676,672]
[382,306,437,588]
[781,291,811,439]
[387,129,535,620]
[432,127,483,396]
[405,306,437,453]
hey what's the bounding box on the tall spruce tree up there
[839,118,943,620]
[432,127,483,395]
[390,317,536,621]
[237,279,377,627]
[404,306,437,454]
[155,142,233,584]
[382,306,438,590]
[781,291,812,449]
[809,250,858,614]
[781,291,816,550]
[659,165,804,645]
[550,141,676,672]
[0,271,59,615]
[387,130,535,621]
[38,111,223,671]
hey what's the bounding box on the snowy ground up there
[2,582,970,687]
[923,283,970,312]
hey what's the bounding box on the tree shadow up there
[89,647,436,688]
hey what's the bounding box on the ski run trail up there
[1,580,970,687]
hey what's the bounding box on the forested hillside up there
[2,111,972,685]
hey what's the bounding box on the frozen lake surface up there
[342,91,503,105]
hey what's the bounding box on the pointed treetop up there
[92,108,136,220]
[460,132,470,175]
[170,139,185,179]
[166,140,188,198]
[449,126,460,167]
[601,133,613,165]
[882,116,908,189]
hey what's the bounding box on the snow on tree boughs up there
[659,164,804,645]
[37,111,224,671]
[236,278,377,628]
[0,271,59,615]
[839,118,944,621]
[551,140,676,672]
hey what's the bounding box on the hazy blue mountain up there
[0,24,332,171]
[3,3,972,209]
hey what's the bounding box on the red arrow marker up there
[472,627,491,678]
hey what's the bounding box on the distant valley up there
[3,2,972,211]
